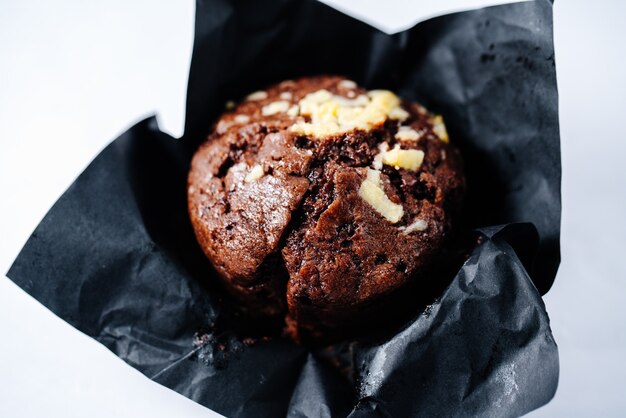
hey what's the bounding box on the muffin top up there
[188,76,465,319]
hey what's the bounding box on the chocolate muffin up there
[188,76,465,342]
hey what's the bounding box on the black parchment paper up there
[7,1,560,417]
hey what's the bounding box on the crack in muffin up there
[187,76,465,342]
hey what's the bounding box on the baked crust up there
[188,76,465,341]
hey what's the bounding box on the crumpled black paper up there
[7,0,560,417]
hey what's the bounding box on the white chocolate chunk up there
[291,89,409,138]
[400,218,428,235]
[244,164,264,182]
[338,79,357,89]
[299,89,333,112]
[246,90,268,101]
[234,114,250,124]
[395,126,422,141]
[280,91,293,100]
[366,167,381,183]
[279,80,295,88]
[262,100,290,116]
[372,142,390,170]
[215,120,231,134]
[431,115,449,142]
[286,105,300,117]
[333,94,369,108]
[388,106,409,122]
[358,169,404,223]
[381,144,424,171]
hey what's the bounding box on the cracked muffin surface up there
[187,76,465,341]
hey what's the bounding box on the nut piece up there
[262,100,290,116]
[381,144,425,171]
[290,88,410,138]
[246,90,268,101]
[431,115,449,143]
[244,164,264,182]
[395,126,422,141]
[400,218,428,235]
[358,169,404,223]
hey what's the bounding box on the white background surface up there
[1,0,625,417]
